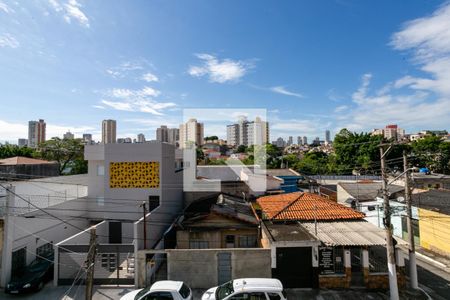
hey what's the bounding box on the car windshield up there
[135,287,151,300]
[216,281,234,300]
[28,259,50,273]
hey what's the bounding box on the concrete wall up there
[419,208,450,257]
[176,228,257,249]
[166,248,271,289]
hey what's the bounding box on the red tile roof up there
[0,156,55,165]
[257,192,365,221]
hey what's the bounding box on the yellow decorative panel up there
[109,162,159,188]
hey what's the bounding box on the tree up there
[0,144,36,159]
[36,138,87,175]
[204,136,219,141]
[236,145,247,153]
[410,135,450,174]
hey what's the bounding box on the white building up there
[226,117,269,147]
[137,133,146,143]
[179,119,204,148]
[102,119,117,144]
[82,133,93,144]
[63,131,74,139]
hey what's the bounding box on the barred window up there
[238,235,257,248]
[189,240,209,249]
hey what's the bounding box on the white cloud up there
[141,72,159,82]
[334,105,348,113]
[101,100,133,111]
[270,86,303,98]
[48,0,89,28]
[188,53,254,83]
[0,33,19,48]
[0,1,13,14]
[108,87,161,99]
[92,105,105,109]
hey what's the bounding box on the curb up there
[415,252,447,269]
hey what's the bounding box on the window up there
[225,235,235,247]
[369,246,388,273]
[189,240,209,249]
[97,165,105,176]
[238,235,257,248]
[149,196,160,211]
[267,293,282,300]
[143,292,174,300]
[229,293,267,300]
[179,283,191,298]
[36,242,54,259]
[96,196,104,206]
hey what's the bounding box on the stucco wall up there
[166,248,271,289]
[419,208,450,256]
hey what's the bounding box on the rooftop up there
[0,156,56,165]
[257,192,365,221]
[301,221,407,247]
[339,182,404,201]
[412,189,450,215]
[262,221,317,242]
[266,168,301,177]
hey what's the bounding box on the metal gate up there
[58,244,135,285]
[217,252,232,285]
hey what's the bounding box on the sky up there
[1,0,450,143]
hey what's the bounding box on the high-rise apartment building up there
[226,116,269,147]
[325,130,331,143]
[384,124,405,141]
[179,119,204,148]
[63,131,74,139]
[83,133,93,144]
[167,128,179,147]
[102,119,117,144]
[28,119,46,148]
[302,136,308,145]
[297,136,302,145]
[18,138,28,147]
[156,125,169,143]
[137,133,146,143]
[287,136,293,146]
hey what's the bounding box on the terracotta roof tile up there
[0,156,55,165]
[257,191,365,221]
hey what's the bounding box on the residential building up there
[179,118,204,148]
[137,133,145,143]
[226,117,269,147]
[63,131,74,139]
[302,136,308,145]
[275,137,285,148]
[167,128,179,147]
[371,128,384,136]
[257,192,407,290]
[384,124,405,141]
[17,139,27,147]
[82,133,93,144]
[297,136,302,145]
[325,130,331,143]
[102,119,116,144]
[117,137,132,143]
[156,125,169,142]
[28,119,46,148]
[287,136,293,146]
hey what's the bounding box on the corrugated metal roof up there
[301,221,408,246]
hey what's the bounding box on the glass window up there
[225,235,235,247]
[143,291,174,300]
[36,242,54,259]
[189,240,209,249]
[267,293,282,300]
[97,165,105,176]
[96,196,104,206]
[179,283,191,298]
[238,235,257,248]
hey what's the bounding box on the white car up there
[201,278,287,300]
[120,280,192,300]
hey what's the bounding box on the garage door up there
[272,247,314,288]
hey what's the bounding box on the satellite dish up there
[396,196,405,203]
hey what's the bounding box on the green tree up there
[36,138,87,175]
[295,152,329,175]
[236,145,247,153]
[411,135,450,174]
[0,144,36,159]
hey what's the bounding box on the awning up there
[301,221,408,247]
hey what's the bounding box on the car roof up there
[149,280,183,292]
[232,278,283,292]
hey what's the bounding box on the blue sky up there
[1,0,450,143]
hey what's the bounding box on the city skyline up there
[1,1,450,143]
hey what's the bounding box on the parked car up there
[201,278,287,300]
[120,280,192,300]
[5,255,54,294]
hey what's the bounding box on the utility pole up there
[85,227,97,300]
[403,151,418,289]
[380,146,399,300]
[141,202,147,249]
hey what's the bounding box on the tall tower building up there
[302,136,308,145]
[156,126,169,143]
[167,128,179,147]
[63,131,74,139]
[179,119,204,148]
[83,133,93,144]
[226,116,269,147]
[28,119,46,148]
[102,119,117,144]
[325,130,331,143]
[287,136,293,146]
[297,136,302,145]
[137,133,146,143]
